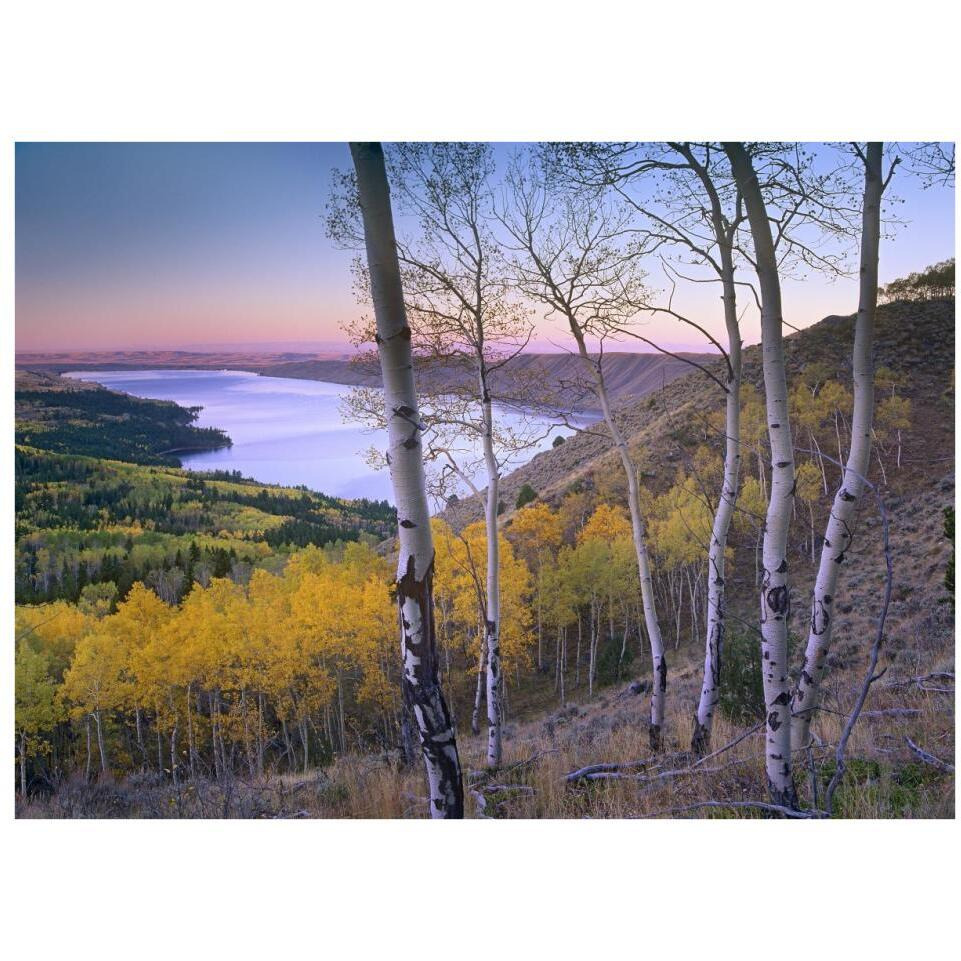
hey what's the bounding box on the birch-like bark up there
[481,387,503,767]
[573,334,667,748]
[471,639,486,736]
[725,143,798,807]
[791,143,886,750]
[349,142,464,818]
[93,709,108,776]
[692,238,742,754]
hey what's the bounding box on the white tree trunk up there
[725,143,798,807]
[481,393,503,767]
[791,143,884,750]
[571,334,667,749]
[93,709,108,776]
[350,142,464,818]
[471,638,486,736]
[692,256,742,754]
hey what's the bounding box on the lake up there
[63,369,581,503]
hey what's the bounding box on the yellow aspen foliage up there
[794,460,823,506]
[432,518,534,675]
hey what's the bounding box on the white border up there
[2,2,958,957]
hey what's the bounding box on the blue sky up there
[15,142,954,353]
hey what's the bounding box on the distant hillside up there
[265,349,717,413]
[14,348,352,372]
[445,298,956,527]
[17,347,716,415]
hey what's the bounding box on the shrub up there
[515,484,537,509]
[718,629,765,724]
[552,435,566,448]
[719,628,799,724]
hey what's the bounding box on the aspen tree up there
[724,142,798,807]
[501,162,670,749]
[791,143,895,750]
[348,143,463,817]
[545,142,748,754]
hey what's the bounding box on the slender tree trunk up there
[84,717,92,783]
[587,600,597,697]
[575,613,582,688]
[170,722,179,786]
[874,442,888,487]
[186,684,197,779]
[350,142,464,818]
[792,143,885,751]
[557,627,567,707]
[281,719,295,772]
[211,694,222,781]
[536,588,543,672]
[337,672,346,754]
[571,332,667,748]
[135,708,145,770]
[725,142,798,807]
[618,612,629,679]
[811,431,828,493]
[257,692,265,776]
[692,245,742,755]
[93,710,109,776]
[481,396,503,768]
[19,733,27,798]
[471,642,486,736]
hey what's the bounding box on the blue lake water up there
[63,369,580,504]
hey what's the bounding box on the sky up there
[15,142,955,354]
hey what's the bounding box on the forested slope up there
[15,447,395,606]
[15,370,230,466]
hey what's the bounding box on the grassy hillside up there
[447,298,955,524]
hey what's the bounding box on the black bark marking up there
[399,519,417,529]
[397,552,464,818]
[766,585,790,616]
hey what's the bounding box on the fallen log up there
[905,736,955,774]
